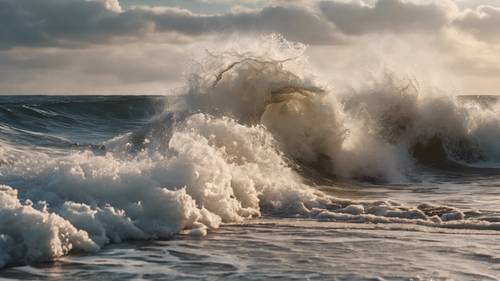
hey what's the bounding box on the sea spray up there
[1,35,500,267]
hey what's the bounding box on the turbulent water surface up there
[1,43,500,280]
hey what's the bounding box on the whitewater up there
[1,36,500,280]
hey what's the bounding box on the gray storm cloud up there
[1,0,499,48]
[0,0,149,48]
[453,5,500,42]
[148,6,339,44]
[0,0,339,48]
[318,0,449,35]
[1,0,500,93]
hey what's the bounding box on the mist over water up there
[1,36,500,280]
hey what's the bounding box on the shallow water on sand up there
[2,218,499,281]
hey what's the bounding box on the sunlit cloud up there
[0,0,500,93]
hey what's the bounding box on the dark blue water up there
[0,96,166,149]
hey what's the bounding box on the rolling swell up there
[0,96,165,149]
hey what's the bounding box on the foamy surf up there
[1,36,500,269]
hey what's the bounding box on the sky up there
[1,0,500,94]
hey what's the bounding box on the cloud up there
[95,0,122,12]
[148,6,338,44]
[0,0,339,49]
[318,0,450,35]
[455,0,500,10]
[0,0,151,49]
[2,0,500,94]
[453,5,500,42]
[2,0,500,49]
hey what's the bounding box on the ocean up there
[1,56,500,280]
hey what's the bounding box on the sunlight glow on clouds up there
[0,0,499,94]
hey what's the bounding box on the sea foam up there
[1,35,500,267]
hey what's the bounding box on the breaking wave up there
[1,35,500,268]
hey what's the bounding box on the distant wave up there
[0,96,165,148]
